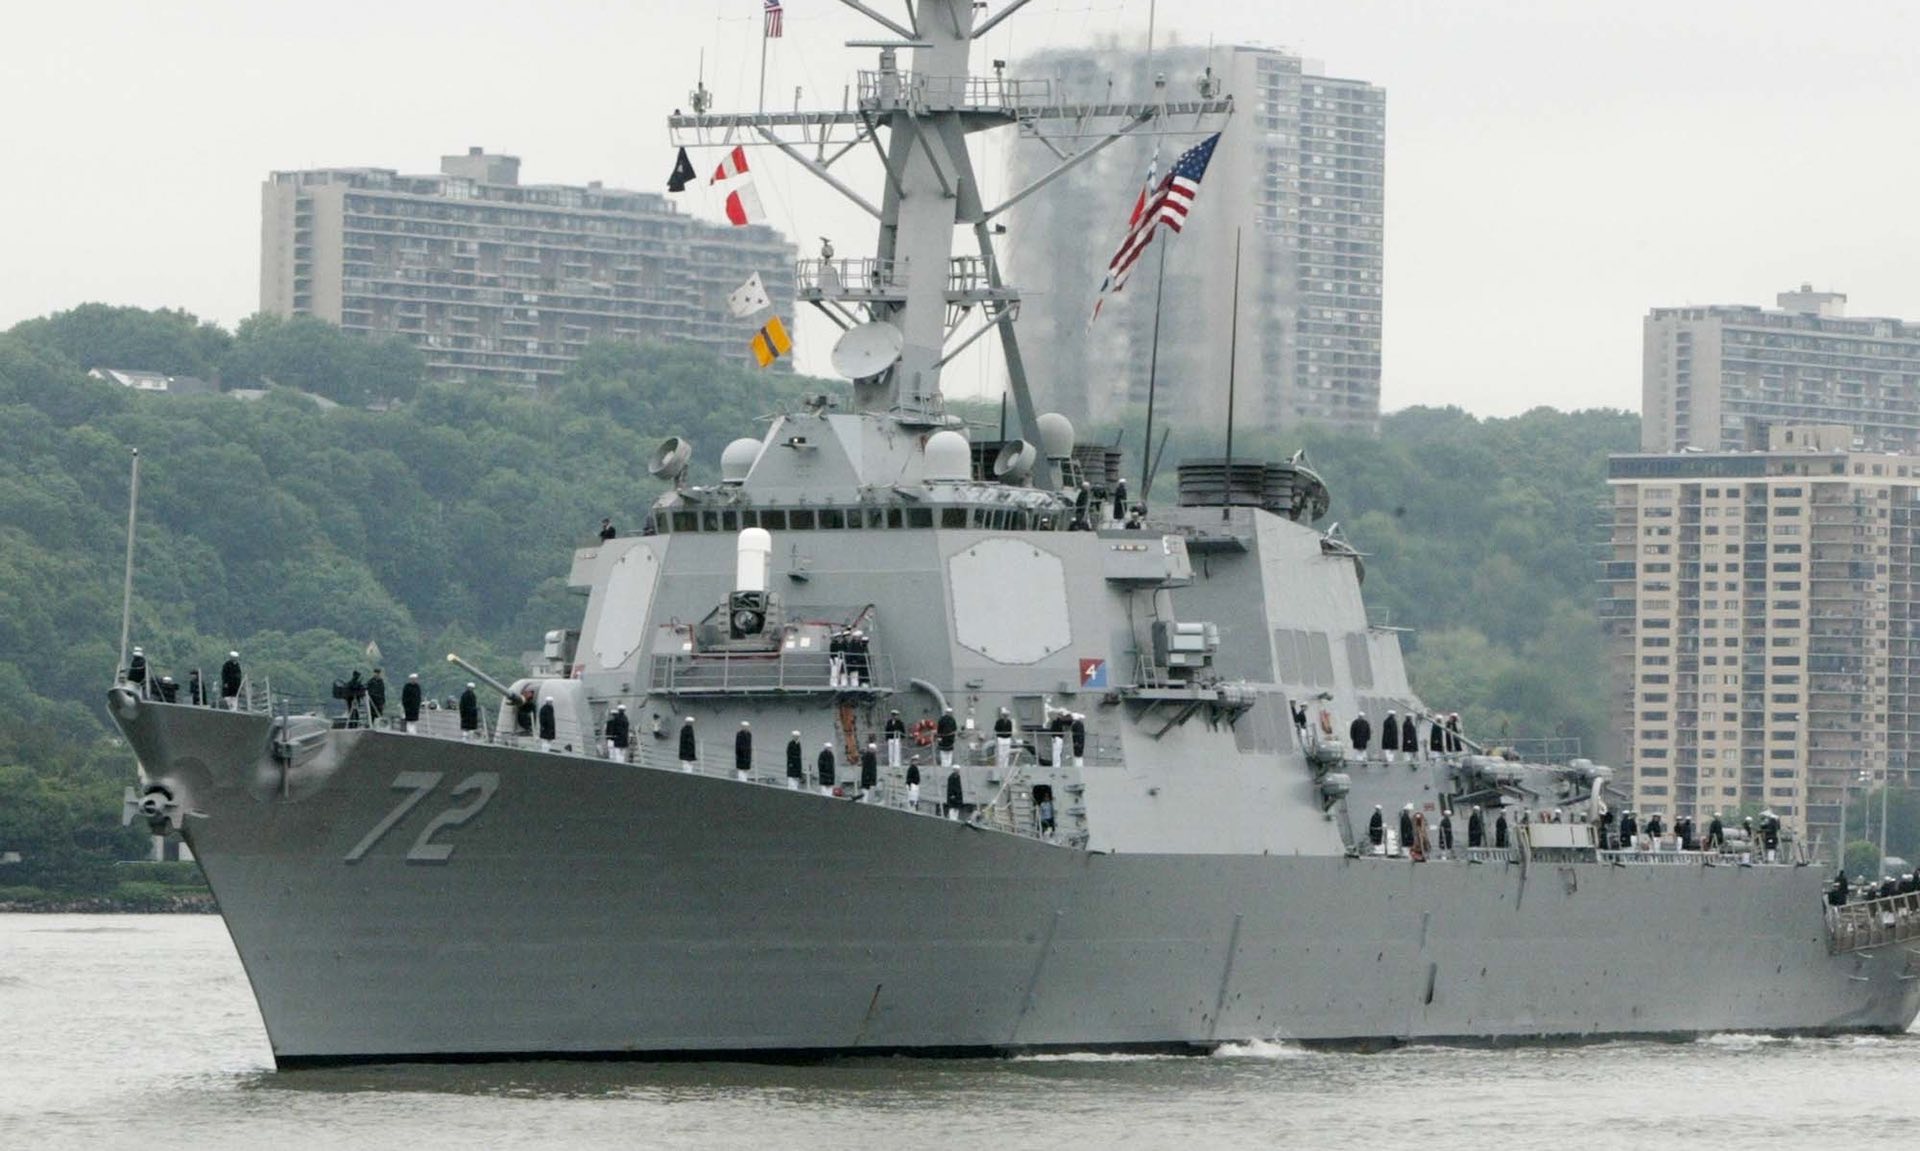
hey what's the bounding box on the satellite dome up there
[924,430,971,481]
[1036,412,1076,460]
[720,438,762,484]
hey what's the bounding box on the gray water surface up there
[3,915,1917,1150]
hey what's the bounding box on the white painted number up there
[345,771,500,864]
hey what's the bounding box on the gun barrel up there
[445,652,515,699]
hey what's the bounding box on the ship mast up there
[668,0,1230,490]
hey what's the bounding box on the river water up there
[3,915,1918,1150]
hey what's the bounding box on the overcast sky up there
[5,0,1917,417]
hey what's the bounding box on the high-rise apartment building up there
[261,148,797,385]
[1006,44,1384,435]
[1643,286,1920,455]
[1602,425,1920,854]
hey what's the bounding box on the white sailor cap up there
[616,704,627,711]
[684,716,695,723]
[791,730,801,737]
[741,720,751,727]
[228,650,239,658]
[408,673,419,679]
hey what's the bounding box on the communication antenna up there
[830,320,905,381]
[648,437,693,484]
[690,50,712,116]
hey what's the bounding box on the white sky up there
[4,0,1918,417]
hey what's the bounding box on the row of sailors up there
[1332,709,1464,761]
[1365,803,1785,861]
[1830,871,1920,906]
[124,646,245,709]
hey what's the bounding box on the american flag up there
[1090,133,1221,321]
[764,0,783,38]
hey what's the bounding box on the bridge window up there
[790,510,815,530]
[820,509,846,529]
[942,508,968,528]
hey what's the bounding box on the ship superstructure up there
[111,1,1920,1065]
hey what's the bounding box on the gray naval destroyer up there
[112,1,1920,1065]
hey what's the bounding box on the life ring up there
[911,718,938,747]
[1317,708,1334,735]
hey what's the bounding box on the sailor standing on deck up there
[1071,713,1087,768]
[786,731,803,789]
[537,696,557,751]
[1400,713,1417,764]
[860,741,879,800]
[1398,805,1416,857]
[1427,714,1445,761]
[678,717,698,773]
[1349,711,1371,760]
[401,673,422,733]
[735,721,753,781]
[367,669,387,723]
[1760,810,1781,862]
[459,682,479,740]
[1368,805,1385,852]
[817,742,837,796]
[1494,808,1510,849]
[945,768,965,820]
[220,651,243,709]
[1381,709,1399,765]
[127,646,148,698]
[994,708,1014,772]
[1446,712,1463,755]
[188,667,204,707]
[936,707,958,769]
[606,705,630,762]
[906,756,922,807]
[1047,709,1069,767]
[885,710,906,770]
[1468,805,1485,849]
[1438,808,1455,857]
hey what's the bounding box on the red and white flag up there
[764,0,784,38]
[710,145,765,226]
[711,146,751,184]
[724,182,766,226]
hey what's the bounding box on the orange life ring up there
[1317,708,1334,735]
[911,718,937,747]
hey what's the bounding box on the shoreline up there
[0,894,217,914]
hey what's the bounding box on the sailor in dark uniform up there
[885,709,907,770]
[1494,809,1510,849]
[1291,700,1309,738]
[786,730,804,789]
[1706,812,1725,851]
[735,721,754,781]
[599,517,617,541]
[1676,814,1695,851]
[860,741,880,799]
[1368,805,1385,851]
[1600,807,1617,850]
[828,629,847,687]
[1620,809,1639,849]
[127,646,148,698]
[945,768,965,820]
[1398,805,1416,857]
[220,651,243,709]
[1427,715,1445,760]
[1646,812,1664,846]
[1467,805,1485,849]
[678,716,698,773]
[1445,713,1462,754]
[1381,709,1399,765]
[994,707,1014,772]
[906,757,922,807]
[936,707,958,769]
[1759,810,1781,862]
[401,673,423,734]
[1400,713,1417,762]
[513,687,536,736]
[1349,712,1371,759]
[1829,869,1850,906]
[1071,713,1087,768]
[459,682,480,740]
[1437,808,1455,856]
[817,742,837,796]
[342,671,366,725]
[538,696,557,751]
[1111,478,1129,523]
[606,705,631,762]
[367,668,387,722]
[188,667,204,707]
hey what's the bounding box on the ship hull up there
[116,700,1920,1065]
